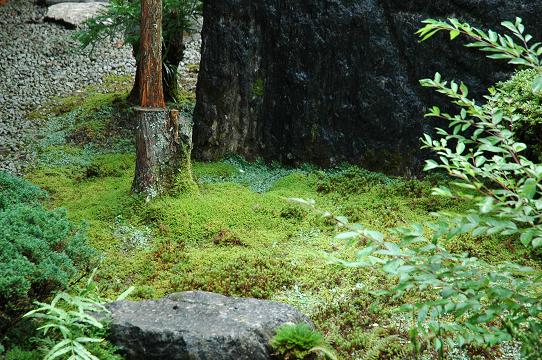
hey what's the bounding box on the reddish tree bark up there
[132,0,195,198]
[139,0,165,108]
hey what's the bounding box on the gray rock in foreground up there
[107,291,312,360]
[46,2,105,27]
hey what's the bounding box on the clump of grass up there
[270,323,336,360]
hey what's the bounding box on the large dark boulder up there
[106,291,312,360]
[193,0,542,174]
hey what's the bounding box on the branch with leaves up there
[291,17,542,359]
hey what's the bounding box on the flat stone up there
[45,0,107,5]
[106,291,312,360]
[45,2,105,27]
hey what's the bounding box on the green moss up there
[27,156,473,357]
[169,88,197,115]
[29,143,532,358]
[24,83,538,358]
[173,144,199,195]
[252,77,265,98]
[101,73,134,94]
[193,161,237,181]
[28,81,129,122]
[186,63,199,73]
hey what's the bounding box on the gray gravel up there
[0,0,201,175]
[0,0,135,174]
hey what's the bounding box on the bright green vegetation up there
[0,171,95,343]
[270,323,337,359]
[11,17,542,355]
[489,68,542,162]
[8,79,536,359]
[335,17,542,359]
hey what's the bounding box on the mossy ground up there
[17,78,540,360]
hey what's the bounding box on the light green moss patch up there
[25,80,539,359]
[27,153,475,358]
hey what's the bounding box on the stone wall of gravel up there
[0,0,135,174]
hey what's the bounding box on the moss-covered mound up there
[20,78,539,359]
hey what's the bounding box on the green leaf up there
[532,75,542,94]
[520,230,534,246]
[440,287,455,298]
[521,178,538,199]
[382,259,402,274]
[508,58,532,66]
[480,197,494,214]
[450,29,460,40]
[335,231,360,240]
[532,237,542,248]
[44,339,72,360]
[116,286,135,301]
[487,54,514,60]
[288,198,315,206]
[512,142,527,153]
[456,142,465,154]
[418,305,429,324]
[492,110,503,124]
[75,337,103,343]
[424,160,439,171]
[364,230,384,242]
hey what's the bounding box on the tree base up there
[132,107,196,200]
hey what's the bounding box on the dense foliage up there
[489,68,542,162]
[306,17,542,358]
[76,0,202,102]
[0,171,95,337]
[269,323,336,360]
[23,273,130,360]
[23,19,542,357]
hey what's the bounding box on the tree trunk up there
[163,26,185,102]
[138,0,165,108]
[128,43,141,104]
[132,108,194,196]
[132,0,195,198]
[129,35,185,104]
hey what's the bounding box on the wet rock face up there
[193,0,542,174]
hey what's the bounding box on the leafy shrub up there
[24,273,130,360]
[0,171,95,336]
[488,68,542,161]
[0,171,46,210]
[270,323,337,360]
[296,17,542,359]
[2,347,41,360]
